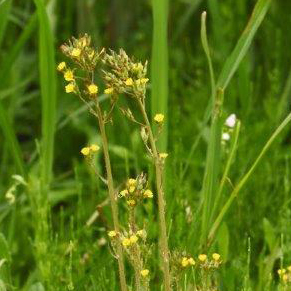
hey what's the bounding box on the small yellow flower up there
[140,78,149,84]
[278,268,286,275]
[127,178,137,186]
[132,63,143,72]
[143,189,153,198]
[90,144,100,152]
[140,269,149,277]
[181,257,189,267]
[64,69,74,81]
[65,83,76,93]
[129,186,136,193]
[87,84,98,95]
[283,274,288,282]
[159,153,168,159]
[104,87,114,94]
[212,253,220,261]
[71,48,81,57]
[108,230,117,238]
[119,189,129,197]
[129,235,139,244]
[125,78,134,86]
[81,147,90,156]
[188,257,196,266]
[127,200,136,206]
[122,238,131,247]
[154,113,164,123]
[57,62,66,72]
[287,266,291,272]
[198,254,207,262]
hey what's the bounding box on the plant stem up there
[137,98,171,291]
[95,100,127,291]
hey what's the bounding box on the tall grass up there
[151,0,168,151]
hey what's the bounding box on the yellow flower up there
[57,62,66,72]
[104,87,114,94]
[64,69,74,81]
[198,254,207,262]
[188,257,195,266]
[128,178,137,186]
[71,48,81,57]
[119,189,129,197]
[90,144,100,152]
[159,153,168,159]
[108,230,117,238]
[278,268,286,275]
[140,269,149,277]
[81,147,90,156]
[87,84,98,95]
[132,63,143,72]
[65,83,76,93]
[129,235,139,244]
[127,200,136,206]
[154,113,164,123]
[287,266,291,272]
[129,186,135,193]
[283,274,288,282]
[181,257,189,267]
[122,238,131,247]
[212,253,220,261]
[125,78,134,86]
[143,189,153,198]
[140,78,149,84]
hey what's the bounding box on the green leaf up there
[217,222,229,261]
[33,0,57,187]
[217,0,272,90]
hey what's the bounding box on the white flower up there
[222,133,230,141]
[225,114,236,128]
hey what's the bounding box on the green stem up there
[137,98,171,291]
[95,100,127,291]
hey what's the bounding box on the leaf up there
[33,0,57,187]
[217,222,229,261]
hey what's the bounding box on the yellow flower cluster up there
[102,49,149,97]
[119,177,154,206]
[80,144,100,156]
[180,253,221,270]
[181,257,196,267]
[278,265,291,283]
[122,235,139,247]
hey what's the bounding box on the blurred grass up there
[0,0,291,290]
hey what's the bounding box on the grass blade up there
[0,0,12,48]
[200,88,223,247]
[208,112,291,243]
[151,0,168,151]
[33,0,57,187]
[217,0,272,90]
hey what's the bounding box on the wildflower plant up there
[58,33,226,291]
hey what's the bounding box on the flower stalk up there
[95,99,127,291]
[137,98,171,291]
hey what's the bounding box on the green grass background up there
[1,0,291,290]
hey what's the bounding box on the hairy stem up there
[95,100,127,291]
[137,98,171,291]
